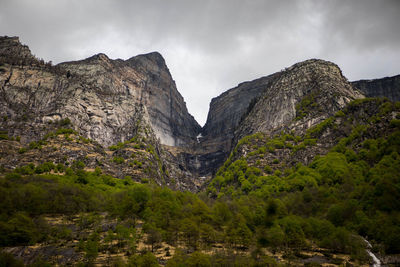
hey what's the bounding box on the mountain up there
[0,36,201,190]
[0,36,200,147]
[196,59,364,181]
[1,36,400,266]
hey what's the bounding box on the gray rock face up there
[197,59,364,177]
[236,59,364,139]
[352,75,400,102]
[202,73,281,149]
[127,52,201,147]
[195,73,281,176]
[0,36,202,190]
[0,36,200,148]
[0,36,36,62]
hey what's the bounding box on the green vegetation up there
[295,92,321,120]
[0,165,281,265]
[207,98,400,259]
[0,98,399,265]
[113,156,125,164]
[305,117,334,138]
[109,137,146,151]
[59,117,71,126]
[0,131,9,140]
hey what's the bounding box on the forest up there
[0,98,399,266]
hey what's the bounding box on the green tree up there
[128,252,159,267]
[180,218,200,249]
[145,226,162,252]
[186,251,211,267]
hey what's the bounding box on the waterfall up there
[363,238,381,267]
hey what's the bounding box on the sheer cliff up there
[352,74,400,102]
[0,36,200,148]
[0,36,201,190]
[196,59,364,179]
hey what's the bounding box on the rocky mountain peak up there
[86,53,110,62]
[0,37,200,149]
[194,58,364,179]
[0,36,38,64]
[129,51,166,66]
[1,36,384,191]
[126,52,171,80]
[236,58,364,137]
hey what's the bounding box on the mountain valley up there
[1,36,400,266]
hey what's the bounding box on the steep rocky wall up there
[127,53,201,147]
[202,73,281,147]
[0,36,200,148]
[352,74,400,102]
[197,59,364,179]
[194,73,281,176]
[0,36,202,190]
[236,59,364,140]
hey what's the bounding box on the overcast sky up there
[1,0,399,125]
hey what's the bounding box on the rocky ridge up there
[0,36,200,148]
[2,36,398,192]
[0,36,201,190]
[196,59,364,179]
[235,59,364,139]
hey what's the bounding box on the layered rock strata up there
[0,36,200,148]
[0,36,201,190]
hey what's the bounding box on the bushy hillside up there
[208,98,400,256]
[1,98,399,266]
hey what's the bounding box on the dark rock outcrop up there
[0,36,36,64]
[199,73,281,174]
[352,74,400,102]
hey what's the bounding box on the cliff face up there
[0,36,201,191]
[189,73,281,177]
[236,59,364,139]
[352,74,400,102]
[127,53,201,147]
[196,59,364,178]
[202,73,281,152]
[0,36,200,148]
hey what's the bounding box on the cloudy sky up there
[1,0,399,125]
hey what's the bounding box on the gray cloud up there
[0,0,399,125]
